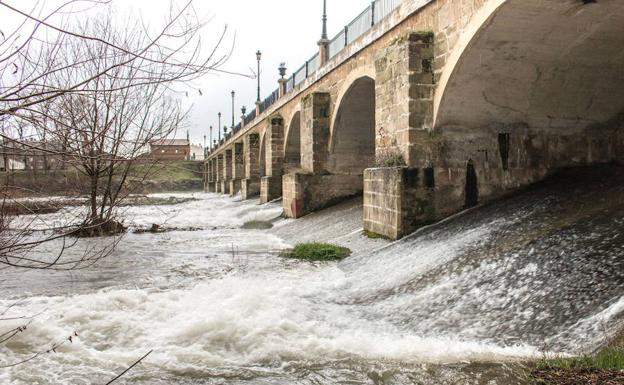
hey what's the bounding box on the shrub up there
[375,149,406,167]
[282,243,351,261]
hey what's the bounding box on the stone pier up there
[221,149,232,195]
[229,142,244,196]
[260,117,284,203]
[241,133,261,199]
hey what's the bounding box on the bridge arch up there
[434,0,624,134]
[283,110,301,173]
[327,75,376,175]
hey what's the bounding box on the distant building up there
[190,144,205,161]
[0,157,25,171]
[0,139,65,171]
[149,139,191,161]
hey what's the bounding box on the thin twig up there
[104,349,153,385]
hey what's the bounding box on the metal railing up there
[308,53,320,74]
[328,30,346,59]
[346,7,373,45]
[374,0,401,22]
[258,88,280,114]
[213,0,402,153]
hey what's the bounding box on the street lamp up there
[321,0,328,40]
[223,125,228,139]
[218,112,222,142]
[231,90,236,129]
[203,134,206,158]
[256,50,262,103]
[209,126,213,150]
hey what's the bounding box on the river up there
[1,166,624,384]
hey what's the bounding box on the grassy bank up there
[531,332,624,384]
[0,160,204,196]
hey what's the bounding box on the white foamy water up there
[2,171,624,384]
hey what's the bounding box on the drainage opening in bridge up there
[498,133,510,171]
[465,160,479,209]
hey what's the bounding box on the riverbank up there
[530,332,624,384]
[0,160,204,197]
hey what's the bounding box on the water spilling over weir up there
[1,166,624,384]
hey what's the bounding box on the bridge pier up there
[221,149,232,195]
[283,93,335,217]
[205,159,216,192]
[260,117,284,203]
[215,154,223,193]
[229,142,244,196]
[363,32,436,239]
[241,133,261,199]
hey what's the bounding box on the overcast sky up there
[175,0,372,147]
[2,0,372,146]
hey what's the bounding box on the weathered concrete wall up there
[232,142,244,180]
[300,93,331,174]
[265,117,284,177]
[242,133,261,199]
[283,173,363,218]
[375,31,435,167]
[260,176,282,203]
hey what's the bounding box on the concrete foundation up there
[283,173,363,218]
[260,176,282,203]
[241,178,261,200]
[363,167,435,240]
[229,179,241,196]
[221,179,231,195]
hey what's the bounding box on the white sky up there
[1,0,373,146]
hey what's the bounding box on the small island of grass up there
[282,243,351,262]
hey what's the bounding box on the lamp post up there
[256,50,262,103]
[231,90,236,129]
[321,0,328,40]
[209,126,213,151]
[203,134,206,158]
[241,106,247,124]
[218,112,222,142]
[223,125,228,140]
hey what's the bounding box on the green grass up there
[282,243,351,262]
[536,348,624,371]
[128,161,202,181]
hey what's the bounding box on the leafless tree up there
[0,0,234,375]
[0,0,231,268]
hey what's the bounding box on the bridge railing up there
[374,0,401,22]
[259,88,280,114]
[328,29,346,58]
[346,7,373,45]
[213,0,402,154]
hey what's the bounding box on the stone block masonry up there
[283,173,363,218]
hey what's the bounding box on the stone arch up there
[283,110,301,173]
[327,75,376,175]
[434,0,624,135]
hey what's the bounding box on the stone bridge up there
[206,0,624,239]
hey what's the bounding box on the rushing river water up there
[1,166,624,384]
